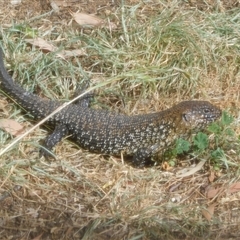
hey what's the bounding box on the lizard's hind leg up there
[73,81,94,108]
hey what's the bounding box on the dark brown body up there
[0,48,221,166]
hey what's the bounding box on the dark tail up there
[0,47,59,119]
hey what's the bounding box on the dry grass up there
[0,0,240,239]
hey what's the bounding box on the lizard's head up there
[176,101,222,131]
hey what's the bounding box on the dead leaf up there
[176,160,206,178]
[49,0,60,13]
[54,0,78,7]
[70,12,117,29]
[71,12,103,27]
[228,182,240,194]
[206,186,223,199]
[202,203,217,221]
[208,171,215,182]
[25,38,86,58]
[25,38,56,52]
[206,182,240,199]
[57,49,87,59]
[0,119,24,136]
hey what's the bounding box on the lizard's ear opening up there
[182,113,191,122]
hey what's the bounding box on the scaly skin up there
[0,48,222,167]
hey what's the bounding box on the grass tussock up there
[0,0,240,239]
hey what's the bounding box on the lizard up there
[0,47,222,167]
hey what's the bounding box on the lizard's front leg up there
[132,144,164,168]
[40,123,69,158]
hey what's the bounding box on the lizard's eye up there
[203,108,210,114]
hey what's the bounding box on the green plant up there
[171,111,239,169]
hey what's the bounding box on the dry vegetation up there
[0,0,240,239]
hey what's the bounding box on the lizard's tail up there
[0,47,59,118]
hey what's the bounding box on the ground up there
[0,0,240,239]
